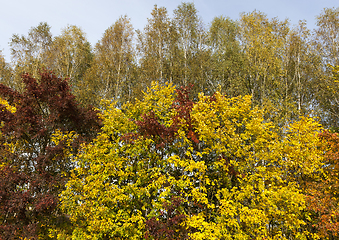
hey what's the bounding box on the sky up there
[1,0,338,62]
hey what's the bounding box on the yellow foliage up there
[0,97,16,113]
[0,97,17,140]
[61,83,325,239]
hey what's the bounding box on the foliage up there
[61,82,325,239]
[0,51,14,89]
[145,196,190,240]
[1,3,339,238]
[305,130,339,239]
[0,71,101,239]
[137,5,171,85]
[84,16,136,106]
[9,22,53,93]
[48,25,93,100]
[207,16,244,96]
[2,4,338,129]
[172,2,209,97]
[314,8,339,127]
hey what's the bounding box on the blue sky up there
[1,0,338,62]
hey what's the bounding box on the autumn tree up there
[0,71,101,239]
[313,7,339,128]
[137,5,171,85]
[47,25,93,105]
[304,67,339,239]
[10,22,53,92]
[239,11,289,108]
[273,20,323,130]
[61,82,324,239]
[0,51,13,89]
[283,22,313,118]
[207,16,245,96]
[9,23,94,106]
[314,7,339,68]
[2,6,339,237]
[83,15,136,106]
[304,130,339,239]
[172,2,209,96]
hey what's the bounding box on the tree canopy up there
[61,82,324,239]
[1,2,339,239]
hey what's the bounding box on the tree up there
[239,11,290,108]
[314,7,339,68]
[0,51,13,89]
[10,22,53,92]
[48,25,93,102]
[84,16,136,107]
[304,70,339,239]
[0,71,101,239]
[305,130,339,239]
[207,16,244,96]
[275,20,322,130]
[172,2,208,96]
[137,5,171,85]
[61,82,324,239]
[313,8,339,127]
